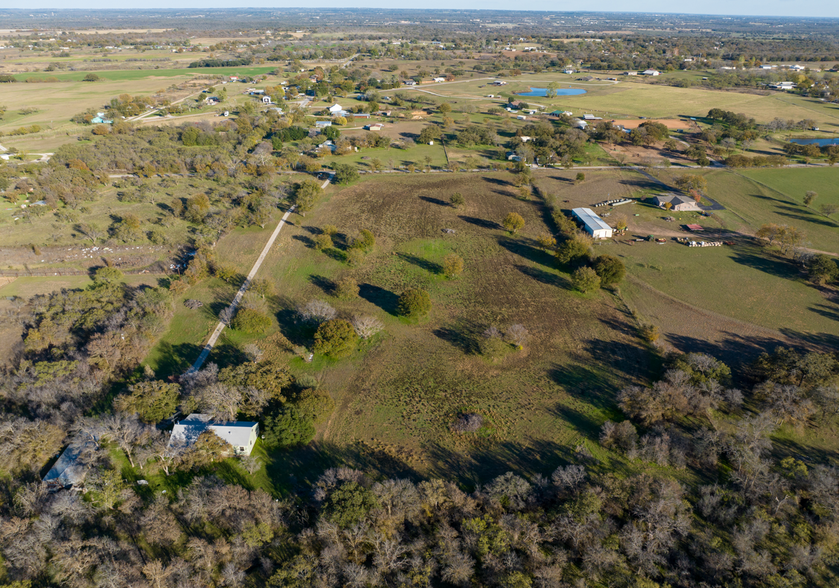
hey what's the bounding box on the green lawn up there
[702,169,839,254]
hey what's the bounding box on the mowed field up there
[532,170,839,360]
[215,172,654,485]
[403,75,839,129]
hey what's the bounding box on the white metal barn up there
[571,208,614,239]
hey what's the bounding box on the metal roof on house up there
[571,208,612,233]
[43,440,96,488]
[169,414,257,450]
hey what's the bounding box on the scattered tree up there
[503,212,525,234]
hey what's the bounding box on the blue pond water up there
[516,87,587,97]
[789,138,839,147]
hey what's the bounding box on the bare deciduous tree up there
[351,315,384,339]
[297,300,337,324]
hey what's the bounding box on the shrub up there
[452,413,483,433]
[82,73,100,82]
[313,319,359,358]
[503,212,525,234]
[334,276,359,299]
[808,254,838,285]
[263,407,315,448]
[351,315,384,339]
[480,326,509,358]
[322,224,338,236]
[556,238,591,266]
[442,253,464,278]
[575,172,586,184]
[450,192,465,208]
[313,234,333,251]
[346,248,366,267]
[398,288,431,319]
[571,267,600,293]
[351,229,375,251]
[639,324,660,342]
[537,234,557,251]
[506,324,529,349]
[232,308,272,335]
[592,255,626,288]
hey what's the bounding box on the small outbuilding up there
[43,440,97,490]
[327,103,343,114]
[571,207,614,239]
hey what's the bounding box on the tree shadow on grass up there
[323,248,348,263]
[419,196,450,207]
[729,247,799,281]
[153,341,202,380]
[309,275,336,296]
[459,215,500,230]
[664,332,789,384]
[264,440,421,494]
[207,341,248,371]
[292,235,315,248]
[498,236,557,268]
[514,263,569,289]
[397,252,443,275]
[432,317,483,354]
[772,436,839,468]
[359,283,400,316]
[482,176,512,188]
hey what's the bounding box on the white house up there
[642,69,661,76]
[564,68,575,74]
[168,414,259,456]
[327,103,343,114]
[769,81,796,91]
[404,80,417,86]
[492,80,507,86]
[625,71,639,76]
[433,77,446,83]
[571,208,613,239]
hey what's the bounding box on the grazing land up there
[2,10,839,588]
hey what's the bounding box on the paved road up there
[186,176,330,374]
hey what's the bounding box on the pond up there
[515,87,587,97]
[788,137,839,147]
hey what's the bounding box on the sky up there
[4,1,838,18]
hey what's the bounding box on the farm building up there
[327,103,343,114]
[168,414,259,456]
[365,123,384,131]
[315,120,333,128]
[571,208,613,239]
[653,194,701,212]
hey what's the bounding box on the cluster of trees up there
[3,343,838,587]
